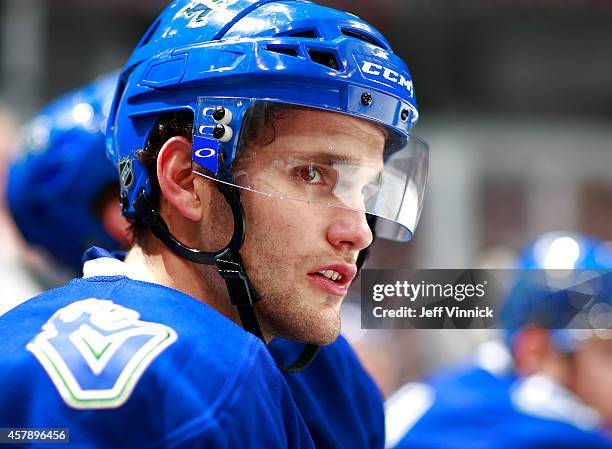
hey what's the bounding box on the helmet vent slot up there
[341,28,386,50]
[265,45,300,57]
[308,49,340,71]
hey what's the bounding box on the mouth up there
[307,264,357,297]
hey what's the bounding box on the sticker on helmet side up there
[192,135,219,175]
[174,0,241,28]
[27,298,178,410]
[355,56,414,98]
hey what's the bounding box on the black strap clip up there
[215,252,260,307]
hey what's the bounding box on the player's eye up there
[294,165,325,185]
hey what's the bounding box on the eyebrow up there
[306,151,376,166]
[308,152,385,184]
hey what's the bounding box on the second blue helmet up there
[6,73,121,272]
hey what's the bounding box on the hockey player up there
[6,72,127,275]
[0,1,427,447]
[386,232,612,449]
[1,73,127,315]
[6,73,386,449]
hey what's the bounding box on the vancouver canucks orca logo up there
[175,0,241,29]
[27,299,177,409]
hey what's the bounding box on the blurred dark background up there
[2,0,611,118]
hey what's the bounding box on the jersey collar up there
[82,246,155,283]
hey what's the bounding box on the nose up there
[326,208,374,252]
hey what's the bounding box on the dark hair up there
[237,102,291,150]
[130,110,194,242]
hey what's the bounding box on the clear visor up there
[192,101,429,242]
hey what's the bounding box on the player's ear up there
[157,136,202,222]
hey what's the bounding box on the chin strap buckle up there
[215,251,260,307]
[215,251,264,340]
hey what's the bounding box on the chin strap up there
[214,250,263,339]
[132,161,320,372]
[280,343,321,373]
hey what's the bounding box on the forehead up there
[252,107,387,164]
[276,108,386,138]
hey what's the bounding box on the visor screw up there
[213,124,234,143]
[401,109,410,121]
[361,92,373,106]
[212,107,233,125]
[212,107,226,122]
[213,124,226,139]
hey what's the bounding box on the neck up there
[124,236,242,327]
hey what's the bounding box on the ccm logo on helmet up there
[361,62,414,97]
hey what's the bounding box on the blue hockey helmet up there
[107,0,429,243]
[502,231,612,353]
[106,1,429,355]
[6,72,120,272]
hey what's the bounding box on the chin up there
[304,321,341,346]
[296,300,343,345]
[259,303,342,346]
[282,319,341,346]
[312,307,342,345]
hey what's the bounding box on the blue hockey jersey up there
[0,249,314,448]
[386,342,612,449]
[271,335,385,449]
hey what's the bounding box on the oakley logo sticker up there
[27,299,177,410]
[194,147,216,159]
[193,135,219,175]
[360,61,414,97]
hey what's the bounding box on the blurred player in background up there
[1,72,128,316]
[6,72,128,276]
[386,231,612,449]
[0,1,428,446]
[4,73,387,448]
